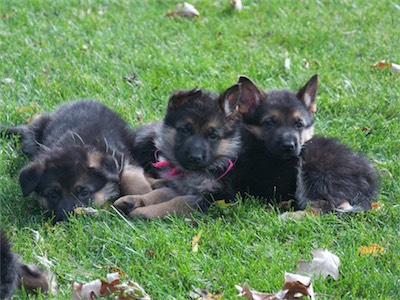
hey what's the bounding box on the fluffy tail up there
[0,231,20,299]
[0,231,57,298]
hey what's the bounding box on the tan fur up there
[87,152,103,168]
[216,139,232,156]
[91,188,108,206]
[120,164,153,195]
[128,195,199,219]
[114,187,179,210]
[303,125,314,143]
[246,124,263,139]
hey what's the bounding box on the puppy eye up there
[178,123,192,135]
[207,128,219,140]
[295,120,304,130]
[75,186,91,199]
[45,189,60,202]
[262,118,276,127]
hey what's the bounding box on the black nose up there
[188,152,203,163]
[281,140,295,152]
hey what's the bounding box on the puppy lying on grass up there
[2,100,152,222]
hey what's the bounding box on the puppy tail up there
[0,124,29,137]
[20,263,57,296]
[0,231,20,299]
[0,231,57,298]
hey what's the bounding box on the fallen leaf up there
[116,280,151,300]
[371,201,383,210]
[192,229,203,252]
[371,60,400,72]
[145,249,155,258]
[284,57,291,70]
[108,266,127,278]
[167,2,200,18]
[74,207,100,216]
[236,283,286,300]
[358,244,385,255]
[230,0,243,11]
[184,218,199,227]
[283,273,314,300]
[279,211,307,221]
[296,249,340,280]
[189,287,222,299]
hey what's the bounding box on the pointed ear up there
[237,76,263,115]
[19,162,44,196]
[218,84,240,117]
[296,74,318,114]
[88,153,120,183]
[167,88,202,110]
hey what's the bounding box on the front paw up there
[113,195,145,215]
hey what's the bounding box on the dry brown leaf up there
[236,283,287,300]
[358,244,385,255]
[296,249,340,280]
[167,2,200,18]
[72,272,150,300]
[371,60,400,72]
[371,201,383,210]
[283,273,314,300]
[192,229,203,252]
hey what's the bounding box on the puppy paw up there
[150,179,168,189]
[128,207,156,219]
[113,195,145,215]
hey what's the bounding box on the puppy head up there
[237,75,318,158]
[19,147,120,222]
[155,85,241,171]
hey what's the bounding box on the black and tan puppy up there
[114,86,242,218]
[2,100,152,222]
[0,230,56,298]
[233,75,378,212]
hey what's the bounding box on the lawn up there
[0,0,399,299]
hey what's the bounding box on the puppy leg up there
[120,165,153,195]
[129,195,200,219]
[113,187,178,215]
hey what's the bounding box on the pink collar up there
[152,158,236,183]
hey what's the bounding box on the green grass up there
[1,0,399,298]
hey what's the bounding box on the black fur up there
[234,75,378,212]
[0,231,56,298]
[2,100,150,222]
[0,231,20,299]
[119,86,243,216]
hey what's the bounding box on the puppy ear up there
[219,84,240,117]
[99,155,120,182]
[237,76,263,115]
[88,153,120,183]
[19,162,44,196]
[296,74,318,114]
[167,88,202,110]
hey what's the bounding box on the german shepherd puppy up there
[233,75,378,212]
[0,230,56,298]
[2,100,152,222]
[114,86,242,218]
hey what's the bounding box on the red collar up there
[152,157,236,182]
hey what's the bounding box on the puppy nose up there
[281,140,295,151]
[188,153,203,163]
